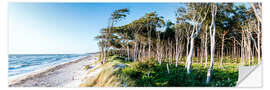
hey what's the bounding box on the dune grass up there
[80,61,121,87]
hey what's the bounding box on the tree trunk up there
[240,30,244,65]
[220,31,226,67]
[257,24,261,64]
[134,33,138,61]
[233,37,236,63]
[148,31,151,58]
[200,38,204,67]
[205,25,208,67]
[186,37,195,74]
[185,5,209,74]
[206,4,217,84]
[197,47,199,64]
[175,38,179,67]
[168,40,172,65]
[247,33,251,66]
[252,44,255,65]
[126,33,130,61]
[186,38,190,58]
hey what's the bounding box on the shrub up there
[81,56,238,87]
[119,59,238,87]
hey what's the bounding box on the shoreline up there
[8,55,88,81]
[8,54,98,87]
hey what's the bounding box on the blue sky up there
[8,3,183,54]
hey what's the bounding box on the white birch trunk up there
[186,37,195,74]
[206,4,217,84]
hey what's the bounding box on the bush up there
[119,59,238,87]
[82,55,238,87]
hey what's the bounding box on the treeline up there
[96,3,262,84]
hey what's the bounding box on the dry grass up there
[80,55,134,87]
[80,63,121,87]
[83,65,90,70]
[86,64,102,74]
[93,57,102,65]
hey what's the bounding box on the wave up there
[8,54,88,78]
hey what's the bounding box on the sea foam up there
[8,54,87,79]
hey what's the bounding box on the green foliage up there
[118,59,238,87]
[86,55,238,87]
[107,55,132,64]
[111,8,129,21]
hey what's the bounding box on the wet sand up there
[9,54,99,87]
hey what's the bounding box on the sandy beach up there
[8,54,100,87]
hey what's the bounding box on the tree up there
[185,3,209,74]
[174,22,184,67]
[206,3,217,84]
[94,3,261,86]
[144,12,165,58]
[250,3,262,64]
[215,3,235,67]
[103,8,129,63]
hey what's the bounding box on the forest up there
[86,3,262,87]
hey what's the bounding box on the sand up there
[8,54,101,87]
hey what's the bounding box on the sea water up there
[8,54,88,78]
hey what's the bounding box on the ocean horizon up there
[8,54,89,78]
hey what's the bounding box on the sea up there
[8,54,88,79]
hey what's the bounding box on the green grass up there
[82,55,239,87]
[117,58,238,87]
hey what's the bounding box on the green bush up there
[104,55,238,87]
[118,59,238,87]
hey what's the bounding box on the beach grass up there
[80,60,121,87]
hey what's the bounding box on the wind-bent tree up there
[102,8,129,63]
[95,3,262,86]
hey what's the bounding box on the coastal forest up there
[81,3,262,87]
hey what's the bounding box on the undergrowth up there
[81,55,239,87]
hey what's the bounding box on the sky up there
[8,3,183,54]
